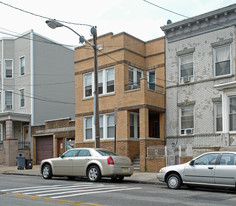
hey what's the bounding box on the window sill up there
[214,74,233,79]
[83,92,115,100]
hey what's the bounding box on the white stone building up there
[161,4,236,163]
[0,30,75,165]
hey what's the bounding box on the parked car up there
[157,151,236,189]
[40,148,133,182]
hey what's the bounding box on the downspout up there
[30,30,34,125]
[30,30,34,160]
[1,39,4,112]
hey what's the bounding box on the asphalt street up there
[1,174,236,206]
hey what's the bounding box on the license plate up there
[122,167,129,172]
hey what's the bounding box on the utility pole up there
[92,26,100,148]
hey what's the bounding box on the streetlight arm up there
[46,19,94,48]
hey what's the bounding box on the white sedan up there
[158,151,236,189]
[40,148,133,182]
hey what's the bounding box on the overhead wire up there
[1,86,75,105]
[0,1,92,27]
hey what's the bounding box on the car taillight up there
[107,156,114,165]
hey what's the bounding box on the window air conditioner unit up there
[183,76,190,83]
[5,104,12,110]
[181,128,193,135]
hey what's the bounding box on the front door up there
[183,153,219,184]
[57,138,64,157]
[23,125,29,142]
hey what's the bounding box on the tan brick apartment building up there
[75,32,166,171]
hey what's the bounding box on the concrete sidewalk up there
[0,165,161,185]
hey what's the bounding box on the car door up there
[53,150,79,176]
[72,149,92,176]
[214,153,236,186]
[183,153,219,184]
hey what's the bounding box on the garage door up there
[36,136,53,165]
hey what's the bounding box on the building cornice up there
[161,4,236,43]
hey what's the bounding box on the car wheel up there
[42,164,52,179]
[87,165,101,182]
[118,176,124,182]
[166,174,182,189]
[67,176,75,180]
[111,177,118,182]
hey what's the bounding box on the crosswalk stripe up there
[25,185,108,195]
[1,183,142,199]
[52,187,142,199]
[0,185,64,192]
[39,186,126,197]
[13,183,93,194]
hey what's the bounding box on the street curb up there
[1,172,163,185]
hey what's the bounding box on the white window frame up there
[5,90,13,110]
[129,67,143,90]
[179,54,194,84]
[213,45,231,77]
[0,124,3,141]
[180,106,194,135]
[19,56,25,76]
[214,102,222,133]
[229,96,236,132]
[19,88,25,108]
[83,113,115,140]
[130,112,139,138]
[147,70,156,90]
[4,59,13,78]
[83,72,93,98]
[84,116,93,140]
[83,67,115,98]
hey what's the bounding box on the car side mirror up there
[59,154,64,158]
[189,160,194,166]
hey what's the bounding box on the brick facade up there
[75,32,166,172]
[32,118,75,164]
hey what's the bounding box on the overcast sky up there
[0,0,235,48]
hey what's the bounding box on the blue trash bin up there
[16,155,25,170]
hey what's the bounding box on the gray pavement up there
[0,165,161,185]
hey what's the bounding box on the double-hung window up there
[147,70,156,90]
[179,54,193,84]
[20,89,25,108]
[180,106,194,135]
[215,103,222,132]
[107,114,115,138]
[84,113,115,140]
[5,60,13,78]
[129,67,143,90]
[214,45,230,77]
[106,68,114,93]
[83,67,114,98]
[99,115,103,139]
[84,116,93,140]
[20,57,25,76]
[5,91,13,110]
[84,73,93,97]
[229,96,236,131]
[130,113,139,138]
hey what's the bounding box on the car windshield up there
[96,149,118,156]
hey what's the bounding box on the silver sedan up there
[41,148,133,182]
[157,151,236,189]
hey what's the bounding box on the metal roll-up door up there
[36,135,53,165]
